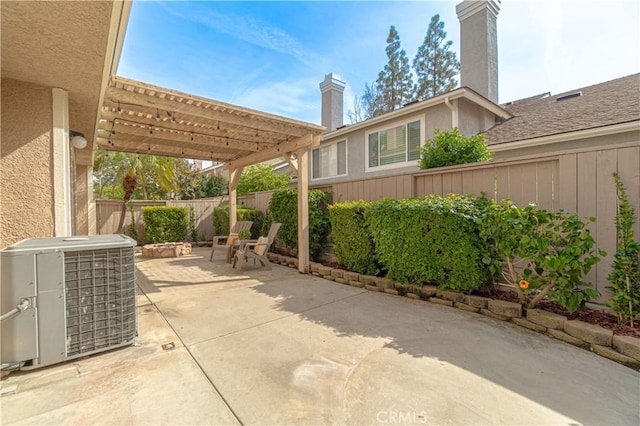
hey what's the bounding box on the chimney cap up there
[320,73,346,93]
[456,0,500,21]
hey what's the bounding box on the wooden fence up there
[96,144,639,299]
[311,144,640,301]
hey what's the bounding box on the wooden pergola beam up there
[98,123,261,152]
[107,86,311,137]
[100,109,285,145]
[95,136,240,161]
[223,134,320,170]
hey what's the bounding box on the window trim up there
[310,138,348,181]
[364,116,425,173]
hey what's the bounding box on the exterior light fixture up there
[69,130,88,149]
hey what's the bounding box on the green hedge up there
[328,201,382,276]
[263,188,331,261]
[365,195,491,291]
[141,206,188,244]
[212,205,264,239]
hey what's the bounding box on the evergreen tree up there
[413,14,460,100]
[375,26,414,114]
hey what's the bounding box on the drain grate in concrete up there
[162,342,176,351]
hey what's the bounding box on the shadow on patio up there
[136,247,639,425]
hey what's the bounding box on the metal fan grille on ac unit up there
[64,248,136,357]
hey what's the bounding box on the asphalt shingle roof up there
[483,73,640,145]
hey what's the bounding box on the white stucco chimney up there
[456,0,500,103]
[319,73,345,132]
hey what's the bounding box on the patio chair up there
[209,220,253,262]
[232,223,281,271]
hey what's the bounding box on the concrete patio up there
[1,247,639,425]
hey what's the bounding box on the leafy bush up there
[212,205,264,239]
[365,195,492,291]
[478,199,603,313]
[419,127,493,169]
[329,201,382,275]
[263,188,331,261]
[237,164,291,196]
[142,206,188,243]
[606,173,640,326]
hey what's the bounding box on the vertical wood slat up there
[450,172,462,195]
[616,146,640,238]
[495,166,509,202]
[558,153,577,212]
[535,161,554,211]
[577,151,598,289]
[595,150,618,300]
[521,163,538,205]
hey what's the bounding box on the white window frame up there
[311,139,348,181]
[365,116,425,172]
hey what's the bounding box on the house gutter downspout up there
[445,97,459,129]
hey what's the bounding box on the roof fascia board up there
[490,121,640,152]
[92,0,132,146]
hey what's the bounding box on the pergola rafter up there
[97,75,325,273]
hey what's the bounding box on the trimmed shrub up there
[212,205,264,239]
[419,127,492,169]
[478,199,603,313]
[329,201,382,275]
[263,188,331,261]
[142,206,188,244]
[365,195,491,291]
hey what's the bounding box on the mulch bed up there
[491,289,640,338]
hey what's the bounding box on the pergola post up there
[296,147,310,273]
[228,167,243,233]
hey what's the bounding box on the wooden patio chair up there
[209,220,253,262]
[232,223,281,271]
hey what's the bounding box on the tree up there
[93,151,179,231]
[174,160,228,199]
[375,26,414,114]
[413,14,460,100]
[348,82,385,123]
[419,128,492,169]
[236,163,290,196]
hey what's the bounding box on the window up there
[312,140,347,180]
[367,120,422,170]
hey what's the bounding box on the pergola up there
[97,76,325,273]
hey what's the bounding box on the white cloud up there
[157,2,324,68]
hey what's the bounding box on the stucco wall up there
[1,78,54,247]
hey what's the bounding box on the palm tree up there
[94,151,179,232]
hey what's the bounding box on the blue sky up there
[118,1,640,125]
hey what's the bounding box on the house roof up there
[97,76,325,168]
[483,73,640,145]
[322,86,512,140]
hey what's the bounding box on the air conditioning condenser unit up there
[1,235,137,370]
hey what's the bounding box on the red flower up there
[519,280,529,289]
